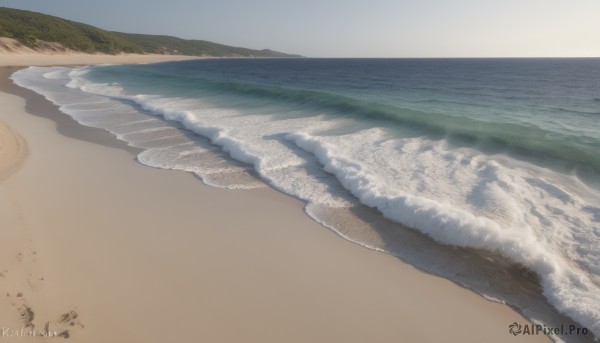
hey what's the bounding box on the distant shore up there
[0,53,548,343]
[0,50,199,67]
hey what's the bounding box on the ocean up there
[11,58,600,338]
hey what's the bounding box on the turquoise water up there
[12,59,600,339]
[87,58,600,180]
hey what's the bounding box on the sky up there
[1,0,599,57]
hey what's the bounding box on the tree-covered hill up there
[0,7,300,57]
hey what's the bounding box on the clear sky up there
[1,0,599,57]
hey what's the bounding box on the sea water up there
[12,58,600,339]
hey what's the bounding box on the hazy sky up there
[1,0,599,57]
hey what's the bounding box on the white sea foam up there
[287,130,600,335]
[11,66,600,338]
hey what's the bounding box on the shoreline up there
[0,52,199,67]
[0,55,550,342]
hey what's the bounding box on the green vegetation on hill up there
[0,7,142,53]
[115,33,297,57]
[0,7,299,57]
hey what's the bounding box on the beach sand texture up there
[0,119,26,181]
[0,55,551,342]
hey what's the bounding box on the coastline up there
[0,52,198,67]
[0,55,549,342]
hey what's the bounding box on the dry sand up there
[0,54,549,342]
[0,49,198,67]
[0,120,27,181]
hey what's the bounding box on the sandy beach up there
[0,54,549,342]
[0,51,198,66]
